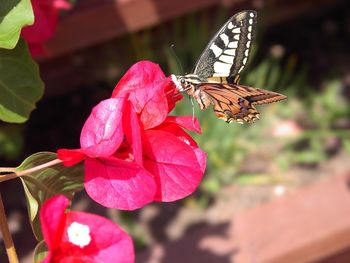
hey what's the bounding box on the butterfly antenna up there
[170,44,184,74]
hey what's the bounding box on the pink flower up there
[58,61,206,210]
[21,0,71,57]
[40,195,134,263]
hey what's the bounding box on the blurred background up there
[1,0,350,262]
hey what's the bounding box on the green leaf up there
[19,152,84,240]
[33,240,48,263]
[0,0,34,49]
[0,39,44,123]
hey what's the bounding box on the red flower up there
[40,195,134,263]
[58,61,206,210]
[22,0,71,57]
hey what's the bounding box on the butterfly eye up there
[180,79,186,84]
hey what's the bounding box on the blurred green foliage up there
[109,7,350,248]
[125,8,350,193]
[0,125,24,160]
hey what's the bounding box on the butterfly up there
[171,10,287,124]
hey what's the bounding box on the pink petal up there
[40,195,69,250]
[80,98,125,158]
[123,102,142,165]
[142,130,205,202]
[154,123,207,173]
[112,61,165,97]
[192,147,207,174]
[164,116,202,134]
[111,61,171,128]
[53,0,71,9]
[26,43,46,57]
[22,0,58,43]
[60,211,134,263]
[127,79,169,129]
[155,122,198,147]
[84,157,156,210]
[164,78,183,112]
[22,0,70,57]
[57,149,86,167]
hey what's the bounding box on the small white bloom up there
[272,120,302,138]
[67,222,91,248]
[273,185,286,197]
[270,44,285,59]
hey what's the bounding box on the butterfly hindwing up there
[193,10,257,81]
[197,83,287,123]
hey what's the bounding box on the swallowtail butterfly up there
[171,10,287,124]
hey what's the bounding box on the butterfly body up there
[171,10,287,124]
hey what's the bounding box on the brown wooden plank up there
[44,0,339,59]
[319,246,350,263]
[136,174,350,262]
[45,0,223,58]
[232,174,350,263]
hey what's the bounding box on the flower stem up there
[0,193,19,263]
[0,159,63,183]
[0,168,17,173]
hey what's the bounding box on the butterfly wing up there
[197,83,287,123]
[193,10,257,83]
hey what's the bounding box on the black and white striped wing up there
[193,10,257,82]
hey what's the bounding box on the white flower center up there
[67,222,91,248]
[182,138,191,145]
[125,153,134,162]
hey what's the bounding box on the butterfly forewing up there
[193,10,257,82]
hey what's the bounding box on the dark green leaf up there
[33,240,48,263]
[0,0,34,49]
[19,152,84,240]
[0,39,44,123]
[0,124,23,160]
